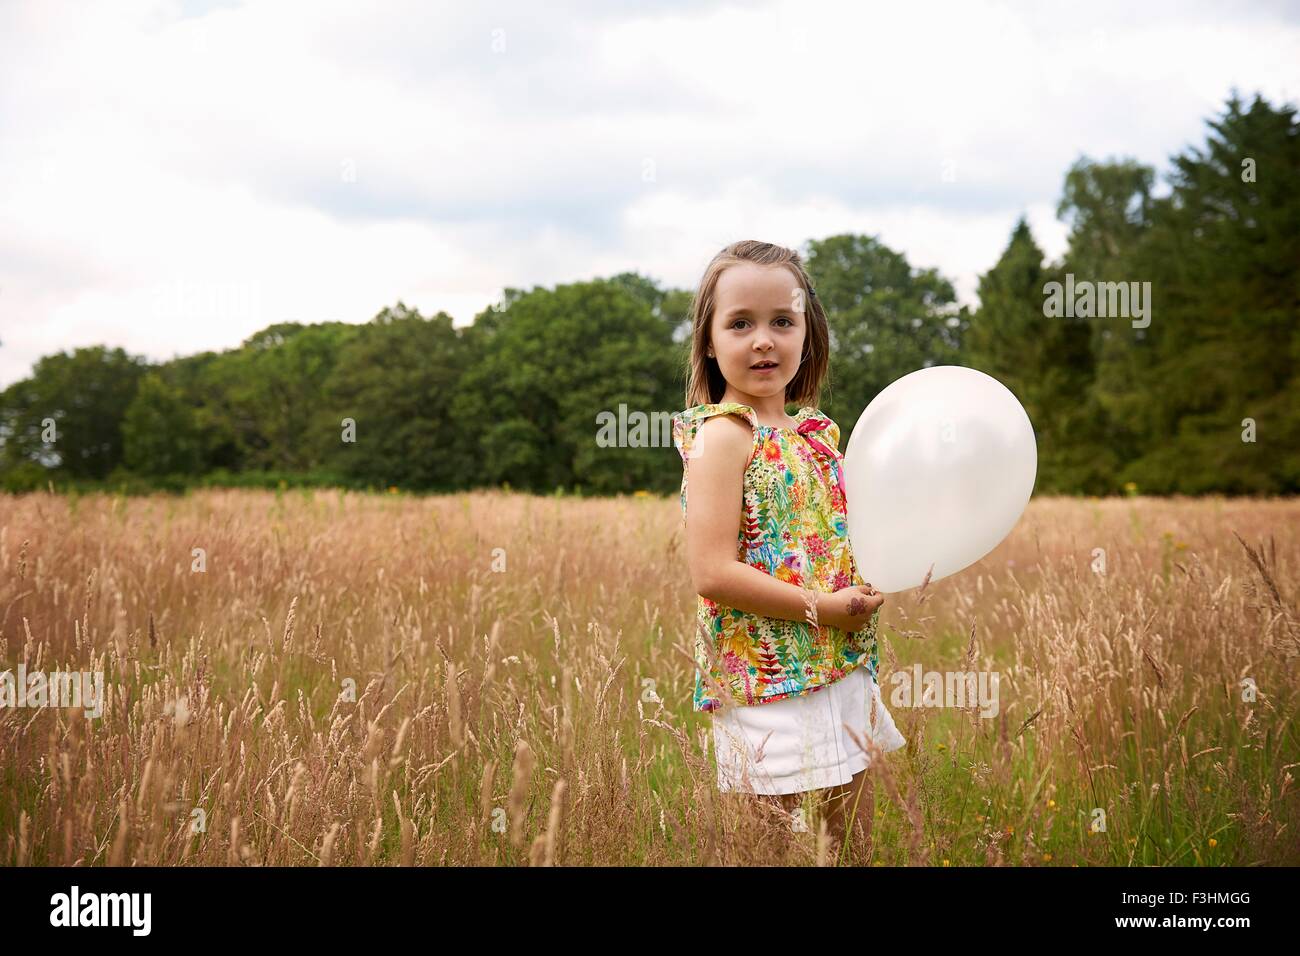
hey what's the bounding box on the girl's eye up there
[732,317,793,329]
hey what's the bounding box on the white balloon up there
[842,366,1037,594]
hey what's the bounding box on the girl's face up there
[708,261,807,402]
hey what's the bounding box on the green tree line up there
[1,92,1295,496]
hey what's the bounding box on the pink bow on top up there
[795,413,847,496]
[796,416,839,460]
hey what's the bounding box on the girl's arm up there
[684,413,844,627]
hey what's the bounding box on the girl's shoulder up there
[672,403,759,463]
[676,402,760,428]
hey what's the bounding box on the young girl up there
[672,239,907,854]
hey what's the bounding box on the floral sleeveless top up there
[672,402,880,713]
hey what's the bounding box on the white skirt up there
[710,667,907,795]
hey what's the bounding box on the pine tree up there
[1120,92,1300,492]
[966,218,1100,492]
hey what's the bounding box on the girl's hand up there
[819,584,884,633]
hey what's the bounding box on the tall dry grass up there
[0,488,1296,865]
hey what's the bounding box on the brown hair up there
[682,240,830,408]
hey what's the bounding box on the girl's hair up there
[682,239,830,408]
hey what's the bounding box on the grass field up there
[1,488,1297,866]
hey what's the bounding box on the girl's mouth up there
[751,361,779,373]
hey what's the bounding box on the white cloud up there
[1,0,1296,386]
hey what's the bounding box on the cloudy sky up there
[0,0,1296,388]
